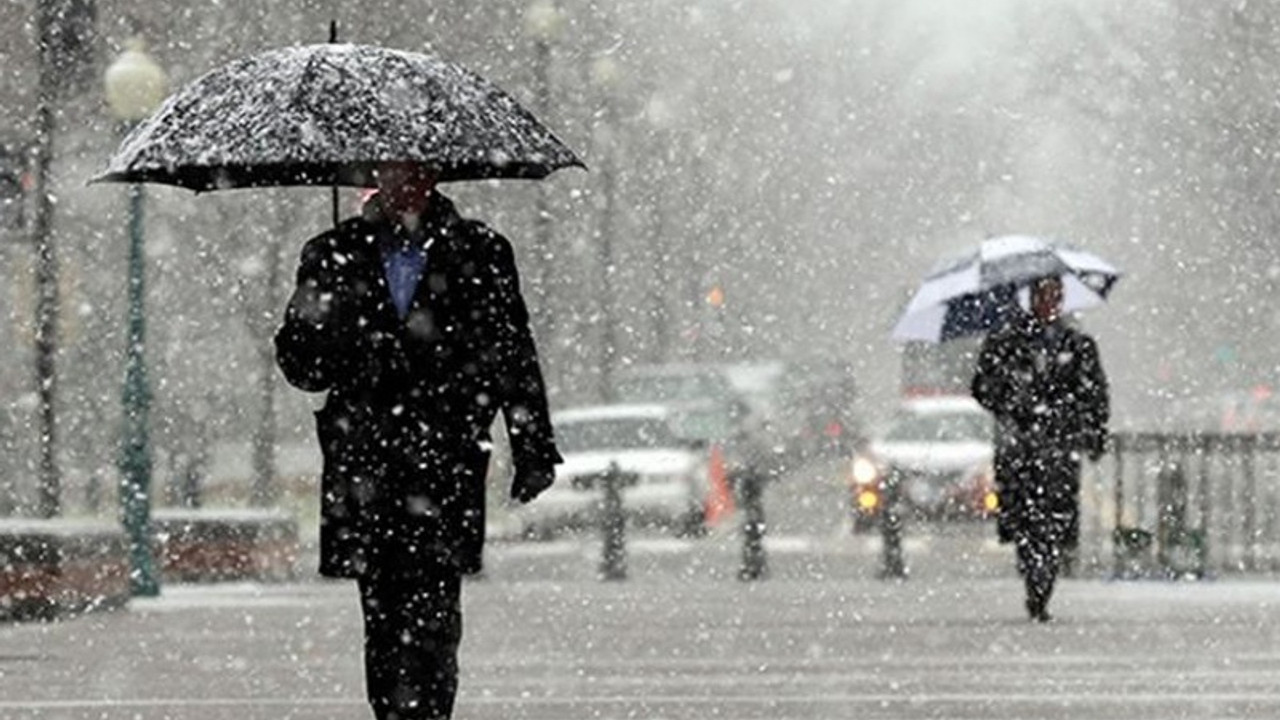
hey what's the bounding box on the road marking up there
[488,539,580,558]
[489,532,1001,558]
[763,535,812,553]
[8,691,1280,710]
[128,583,352,612]
[628,537,695,554]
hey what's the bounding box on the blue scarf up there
[378,226,429,319]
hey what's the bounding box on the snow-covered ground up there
[2,531,1277,720]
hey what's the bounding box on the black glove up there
[511,465,556,504]
[1084,432,1107,463]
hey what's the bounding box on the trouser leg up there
[1055,497,1080,578]
[359,572,464,720]
[1016,523,1058,620]
[1012,489,1054,620]
[1019,545,1056,619]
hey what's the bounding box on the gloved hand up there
[1084,432,1107,463]
[292,276,341,323]
[511,465,556,504]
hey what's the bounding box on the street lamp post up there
[642,96,677,363]
[32,1,62,518]
[523,0,563,362]
[592,55,621,404]
[104,39,167,597]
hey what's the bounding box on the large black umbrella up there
[94,42,583,192]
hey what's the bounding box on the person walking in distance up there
[971,276,1109,622]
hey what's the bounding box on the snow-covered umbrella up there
[891,235,1121,343]
[94,43,583,193]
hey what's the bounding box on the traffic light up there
[706,284,725,309]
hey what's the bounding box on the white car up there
[848,396,997,530]
[515,404,710,538]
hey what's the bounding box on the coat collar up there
[360,191,464,241]
[342,193,467,263]
[339,192,468,327]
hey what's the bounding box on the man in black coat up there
[275,162,561,719]
[970,276,1109,622]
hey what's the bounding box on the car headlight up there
[964,462,999,513]
[851,455,879,486]
[983,490,1000,512]
[856,488,881,510]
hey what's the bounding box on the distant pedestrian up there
[275,162,562,719]
[970,276,1109,622]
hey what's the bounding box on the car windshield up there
[555,417,680,454]
[668,407,735,442]
[883,410,992,443]
[615,372,733,404]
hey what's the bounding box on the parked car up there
[766,358,862,465]
[614,363,765,486]
[614,363,750,435]
[846,396,997,532]
[514,403,710,538]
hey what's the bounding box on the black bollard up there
[599,462,627,581]
[879,474,907,579]
[738,471,768,581]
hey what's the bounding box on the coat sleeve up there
[1076,335,1110,459]
[274,236,349,393]
[971,333,1009,417]
[483,230,563,470]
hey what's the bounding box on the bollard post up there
[1155,460,1188,578]
[599,462,627,581]
[1241,434,1258,573]
[738,471,768,581]
[879,474,907,579]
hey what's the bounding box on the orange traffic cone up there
[704,443,736,527]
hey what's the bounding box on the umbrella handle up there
[330,19,339,227]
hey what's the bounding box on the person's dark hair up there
[1033,276,1063,292]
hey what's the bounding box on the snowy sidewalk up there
[1,568,1277,720]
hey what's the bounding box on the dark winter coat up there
[275,194,561,578]
[970,316,1109,546]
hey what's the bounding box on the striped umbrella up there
[892,235,1121,343]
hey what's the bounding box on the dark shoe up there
[1025,597,1051,623]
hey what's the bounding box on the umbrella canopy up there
[94,43,583,191]
[892,235,1121,343]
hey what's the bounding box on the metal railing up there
[570,430,1280,581]
[1105,431,1280,578]
[868,430,1280,580]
